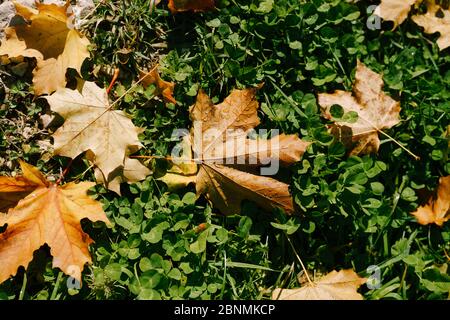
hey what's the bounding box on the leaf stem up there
[106,68,120,95]
[378,129,420,160]
[285,234,313,286]
[355,111,420,160]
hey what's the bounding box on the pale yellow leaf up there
[94,157,152,195]
[374,0,418,27]
[0,2,90,95]
[412,1,450,50]
[45,81,145,185]
[33,29,90,95]
[272,269,367,300]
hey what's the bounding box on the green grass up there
[0,0,449,300]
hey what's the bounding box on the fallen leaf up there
[197,163,296,215]
[167,0,215,13]
[0,2,90,95]
[45,81,148,192]
[374,0,418,27]
[33,29,90,95]
[0,28,42,60]
[157,135,198,191]
[272,269,367,300]
[160,88,310,215]
[0,161,109,285]
[94,157,152,195]
[318,61,401,156]
[411,176,450,226]
[412,1,450,50]
[374,0,449,50]
[0,161,48,212]
[140,65,177,104]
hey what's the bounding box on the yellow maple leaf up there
[375,0,449,50]
[374,0,419,27]
[272,269,367,300]
[0,161,110,285]
[412,1,450,50]
[0,1,90,95]
[45,81,150,193]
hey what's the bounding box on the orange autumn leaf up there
[411,176,450,226]
[0,2,90,95]
[0,161,48,212]
[0,161,110,285]
[140,65,177,104]
[168,0,215,13]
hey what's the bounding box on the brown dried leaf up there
[190,89,308,215]
[318,61,401,156]
[197,163,295,215]
[411,176,450,226]
[140,65,177,104]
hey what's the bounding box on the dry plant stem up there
[106,68,120,95]
[56,158,74,185]
[356,113,420,160]
[285,234,314,286]
[130,155,199,164]
[79,0,106,25]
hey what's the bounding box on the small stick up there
[106,68,120,95]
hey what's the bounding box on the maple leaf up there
[0,1,90,95]
[0,161,110,285]
[374,0,449,50]
[161,88,310,215]
[167,0,215,13]
[0,161,48,212]
[374,0,419,27]
[140,65,177,104]
[45,81,149,192]
[272,269,367,300]
[157,136,198,191]
[94,157,152,195]
[318,61,401,156]
[412,1,450,50]
[411,176,450,226]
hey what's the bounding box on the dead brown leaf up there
[411,176,450,226]
[140,65,177,104]
[318,61,401,156]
